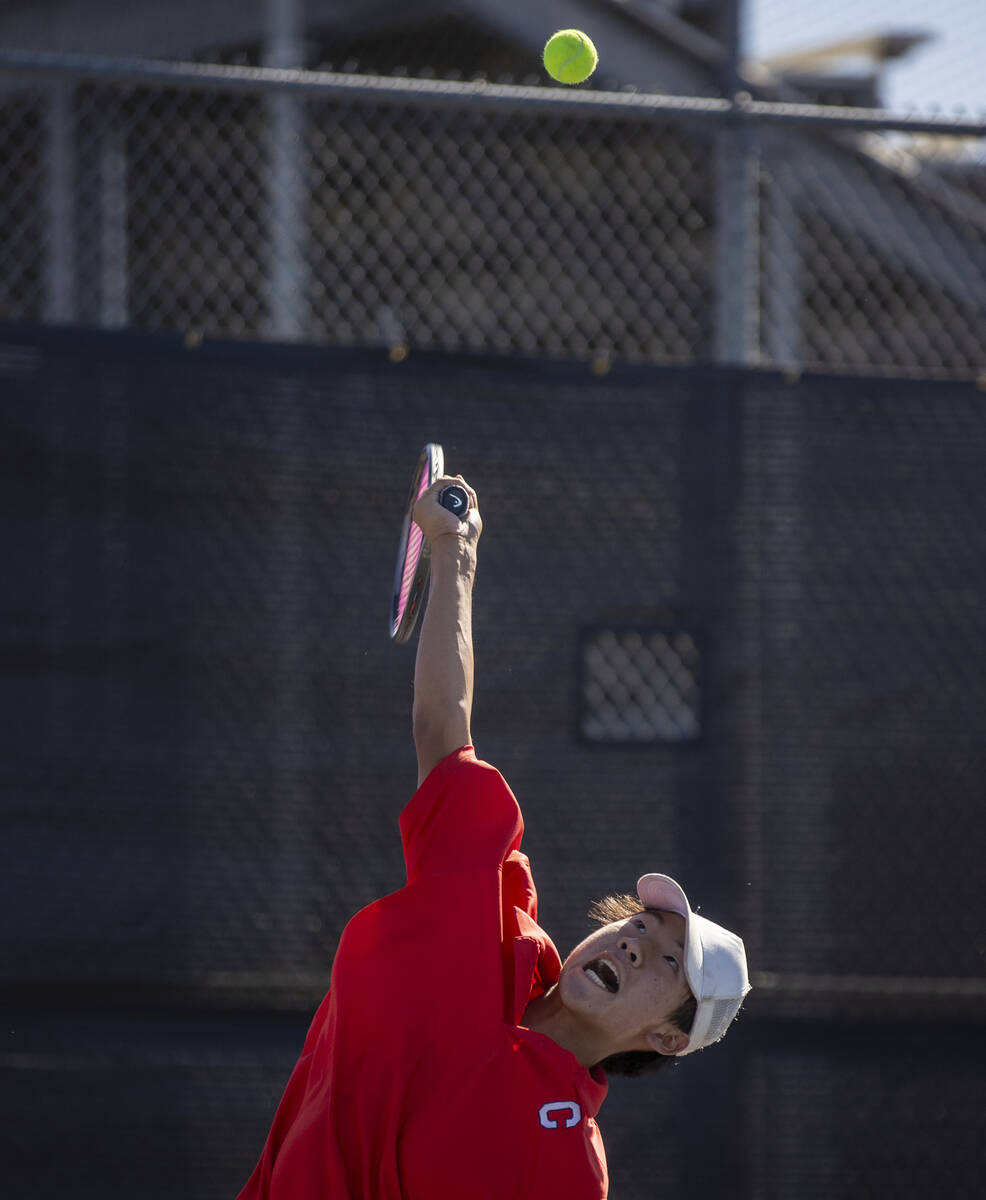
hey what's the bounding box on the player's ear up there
[646,1028,690,1057]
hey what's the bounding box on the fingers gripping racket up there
[389,444,468,643]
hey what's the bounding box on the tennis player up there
[238,475,750,1199]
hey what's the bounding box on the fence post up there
[762,132,802,368]
[264,0,308,341]
[715,123,760,366]
[98,107,128,329]
[714,0,759,367]
[44,81,76,324]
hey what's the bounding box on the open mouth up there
[583,958,620,994]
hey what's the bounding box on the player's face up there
[559,909,693,1055]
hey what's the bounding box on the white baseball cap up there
[637,873,750,1056]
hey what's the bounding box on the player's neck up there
[522,987,611,1069]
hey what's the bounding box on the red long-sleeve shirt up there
[237,746,608,1198]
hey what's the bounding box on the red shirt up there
[237,746,609,1198]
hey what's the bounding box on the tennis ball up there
[543,29,598,85]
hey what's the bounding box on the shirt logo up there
[538,1101,583,1130]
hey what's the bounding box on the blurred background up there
[1,1,984,1197]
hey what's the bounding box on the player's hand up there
[413,475,482,547]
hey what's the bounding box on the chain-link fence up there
[0,50,984,375]
[3,40,986,1200]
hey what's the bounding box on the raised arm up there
[410,475,482,786]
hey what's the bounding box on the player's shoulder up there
[414,745,517,805]
[400,746,525,879]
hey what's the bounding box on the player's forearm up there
[412,536,477,780]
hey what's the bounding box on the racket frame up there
[390,442,445,643]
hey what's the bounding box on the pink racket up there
[389,443,468,643]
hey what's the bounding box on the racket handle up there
[437,484,469,519]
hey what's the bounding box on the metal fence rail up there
[1,49,984,375]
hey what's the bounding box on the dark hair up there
[587,893,697,1078]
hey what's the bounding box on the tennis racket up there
[389,443,469,643]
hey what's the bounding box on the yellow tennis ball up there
[543,29,598,85]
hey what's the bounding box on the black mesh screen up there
[1,326,984,1198]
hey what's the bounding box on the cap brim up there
[636,872,705,1009]
[636,873,749,1055]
